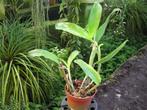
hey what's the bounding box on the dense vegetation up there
[0,0,147,109]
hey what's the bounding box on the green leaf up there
[28,49,60,64]
[96,40,128,64]
[95,8,120,42]
[74,59,101,85]
[55,22,89,40]
[86,2,102,40]
[67,50,80,67]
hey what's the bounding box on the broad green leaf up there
[74,59,101,85]
[96,40,128,64]
[67,50,80,67]
[55,22,89,40]
[86,2,102,40]
[95,8,120,42]
[28,49,59,64]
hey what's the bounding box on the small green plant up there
[29,2,127,97]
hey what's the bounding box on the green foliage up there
[60,0,81,23]
[96,40,128,64]
[5,0,32,9]
[0,0,5,20]
[4,0,25,18]
[99,32,147,80]
[49,47,70,61]
[56,3,120,43]
[23,0,32,5]
[86,2,102,39]
[56,22,89,40]
[0,21,60,109]
[29,49,79,91]
[0,97,19,110]
[67,50,80,68]
[59,0,83,52]
[75,59,101,86]
[125,0,147,35]
[31,0,47,48]
[29,49,60,64]
[104,0,147,35]
[56,2,126,64]
[95,8,120,42]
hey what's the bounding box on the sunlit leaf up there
[86,2,102,40]
[74,59,101,85]
[55,22,90,40]
[95,8,120,42]
[96,40,128,64]
[28,49,59,64]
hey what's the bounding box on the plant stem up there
[85,81,93,90]
[86,85,97,94]
[97,44,103,72]
[59,65,71,90]
[67,68,75,91]
[89,42,97,66]
[77,75,88,94]
[81,41,97,87]
[79,75,88,89]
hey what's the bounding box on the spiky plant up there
[0,21,58,109]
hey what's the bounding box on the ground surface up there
[96,45,147,110]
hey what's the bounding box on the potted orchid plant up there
[29,2,127,110]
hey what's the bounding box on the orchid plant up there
[29,2,127,96]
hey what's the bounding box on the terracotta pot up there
[65,81,97,110]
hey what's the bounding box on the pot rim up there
[65,85,97,100]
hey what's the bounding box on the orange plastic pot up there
[65,81,97,110]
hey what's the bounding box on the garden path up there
[96,45,147,110]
